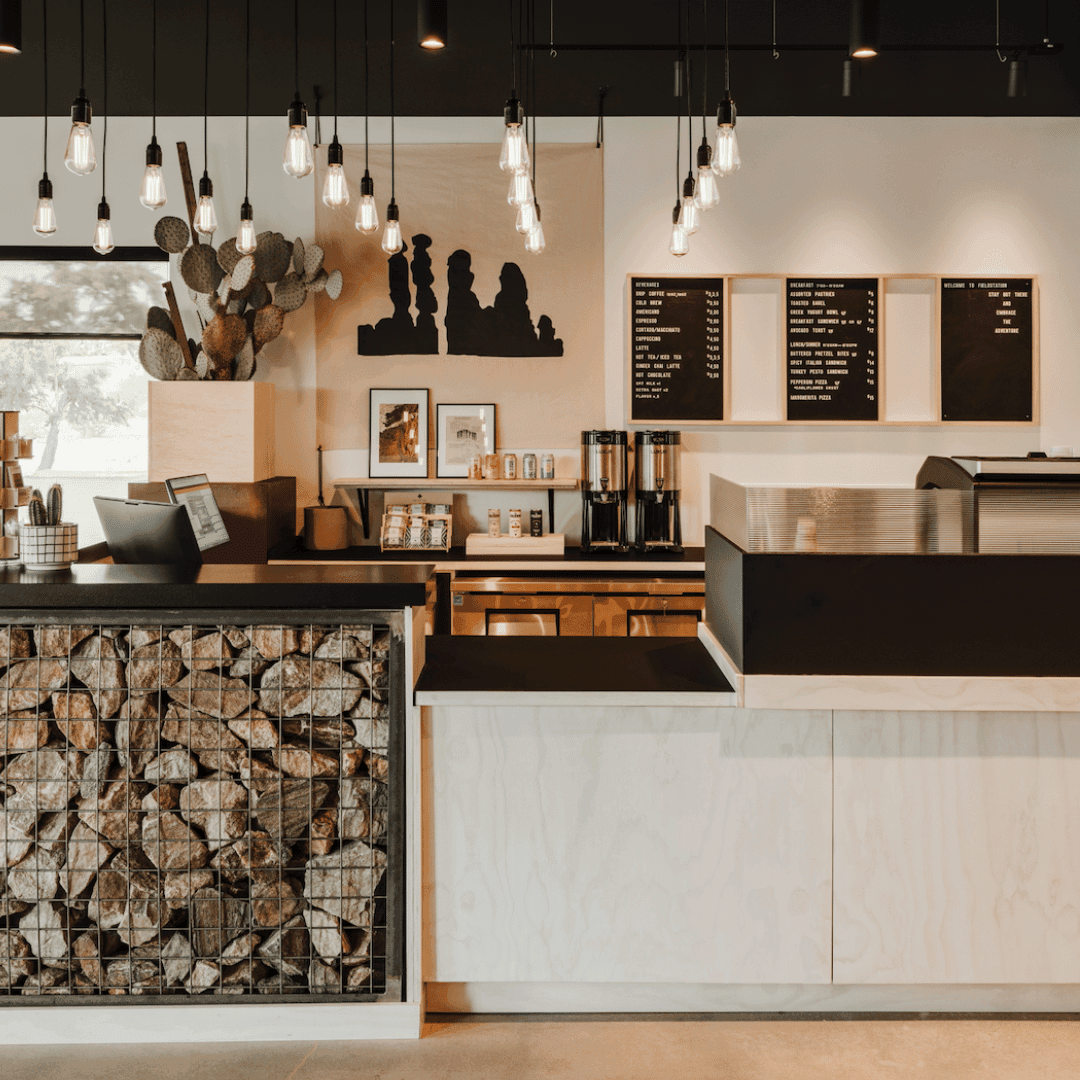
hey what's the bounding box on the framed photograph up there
[369,388,430,479]
[436,403,497,478]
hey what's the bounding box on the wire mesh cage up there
[0,619,400,1002]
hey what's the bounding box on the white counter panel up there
[424,706,832,985]
[834,711,1080,984]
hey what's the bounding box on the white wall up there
[4,114,1078,544]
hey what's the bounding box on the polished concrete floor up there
[4,1016,1080,1079]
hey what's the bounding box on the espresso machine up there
[580,430,630,553]
[634,430,683,553]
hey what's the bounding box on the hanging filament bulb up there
[355,171,379,233]
[194,172,218,236]
[508,169,533,208]
[381,199,403,254]
[712,95,740,178]
[32,175,57,236]
[669,203,689,257]
[322,139,350,208]
[236,198,257,255]
[92,198,114,254]
[499,95,530,173]
[140,135,167,209]
[677,175,700,235]
[64,90,96,174]
[525,203,545,254]
[694,138,719,210]
[516,198,537,235]
[283,95,314,178]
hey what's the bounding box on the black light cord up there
[702,0,707,128]
[101,0,107,198]
[724,0,730,93]
[151,0,156,137]
[244,0,250,199]
[294,0,300,98]
[42,0,47,173]
[79,0,84,90]
[203,0,209,174]
[332,0,338,140]
[675,0,681,200]
[389,0,395,200]
[530,0,537,194]
[364,0,369,171]
[685,0,692,176]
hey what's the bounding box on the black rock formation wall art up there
[357,241,563,358]
[357,235,440,356]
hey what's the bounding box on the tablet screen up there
[164,474,230,551]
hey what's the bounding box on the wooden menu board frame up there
[624,271,1039,427]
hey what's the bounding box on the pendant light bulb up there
[694,138,720,210]
[140,135,167,209]
[64,91,96,174]
[713,95,740,178]
[194,172,218,237]
[92,198,114,255]
[283,96,314,178]
[236,199,257,255]
[525,204,545,254]
[508,169,533,208]
[669,203,688,257]
[381,200,403,254]
[516,199,537,235]
[678,176,700,235]
[499,96,530,173]
[355,171,379,233]
[322,139,350,208]
[32,175,57,236]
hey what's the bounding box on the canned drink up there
[508,509,522,538]
[484,453,501,480]
[530,509,543,537]
[467,453,484,480]
[540,453,555,480]
[522,453,537,480]
[487,508,501,537]
[502,453,517,480]
[409,502,427,515]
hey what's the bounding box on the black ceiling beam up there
[519,42,1066,54]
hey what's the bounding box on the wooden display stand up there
[1,412,32,563]
[148,381,275,484]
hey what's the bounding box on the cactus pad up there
[324,268,344,301]
[274,273,307,313]
[139,328,186,380]
[146,306,177,338]
[202,312,248,365]
[254,232,292,283]
[46,484,62,527]
[302,243,325,281]
[234,336,257,381]
[232,254,255,292]
[217,237,242,274]
[180,243,225,295]
[253,304,285,351]
[154,215,191,254]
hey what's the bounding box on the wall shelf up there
[333,478,580,539]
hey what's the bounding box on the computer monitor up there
[164,474,230,552]
[93,497,203,566]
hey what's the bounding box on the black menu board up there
[786,278,879,421]
[629,276,724,422]
[940,278,1034,421]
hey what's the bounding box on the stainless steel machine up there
[917,454,1080,553]
[634,430,683,554]
[580,430,630,553]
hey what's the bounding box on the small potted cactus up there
[21,484,77,571]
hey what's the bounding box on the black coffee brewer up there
[580,430,630,553]
[634,430,683,553]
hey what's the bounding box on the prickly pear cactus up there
[27,493,47,526]
[46,484,62,526]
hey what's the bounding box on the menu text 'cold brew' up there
[786,278,879,421]
[629,276,724,422]
[940,278,1033,421]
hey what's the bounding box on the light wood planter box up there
[148,381,274,484]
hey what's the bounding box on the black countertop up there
[0,563,432,611]
[415,636,735,695]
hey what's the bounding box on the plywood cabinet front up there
[424,705,833,984]
[833,711,1080,984]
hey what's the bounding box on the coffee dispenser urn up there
[580,430,630,553]
[634,430,683,554]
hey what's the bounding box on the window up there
[0,246,169,545]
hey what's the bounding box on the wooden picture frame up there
[435,403,496,478]
[368,388,430,479]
